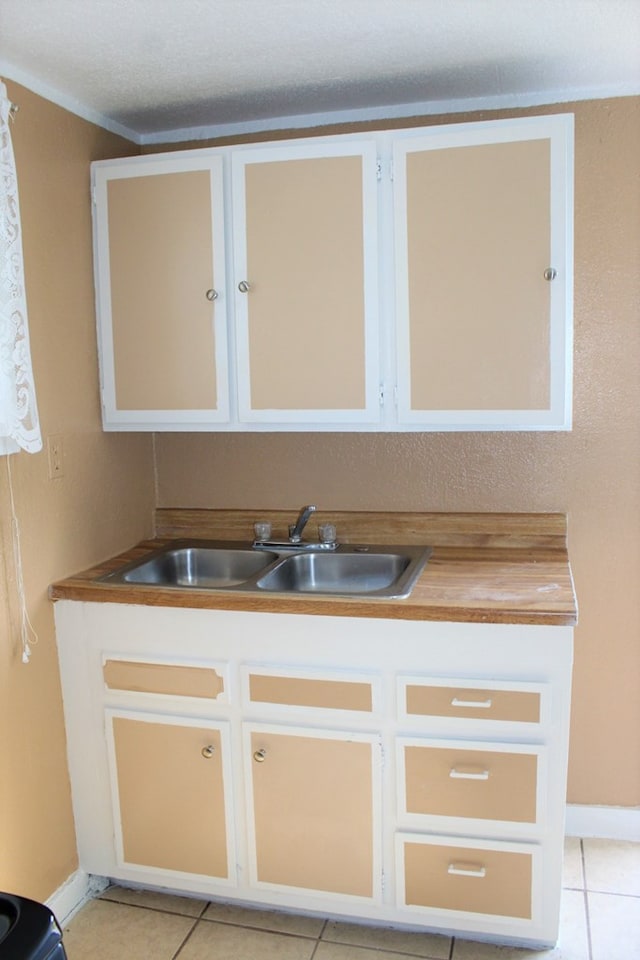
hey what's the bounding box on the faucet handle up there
[318,523,337,544]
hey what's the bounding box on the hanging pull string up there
[6,456,39,663]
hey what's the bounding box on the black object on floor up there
[0,893,67,959]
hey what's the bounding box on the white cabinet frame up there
[55,602,573,947]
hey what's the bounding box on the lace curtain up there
[0,81,41,454]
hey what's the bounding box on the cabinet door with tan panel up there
[396,833,543,927]
[105,709,235,883]
[393,114,573,430]
[231,140,381,425]
[244,723,382,901]
[398,737,546,835]
[398,676,548,731]
[92,155,230,429]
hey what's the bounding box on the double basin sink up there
[99,540,431,600]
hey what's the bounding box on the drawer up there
[398,738,544,825]
[243,666,376,713]
[398,833,537,920]
[103,658,226,700]
[399,677,545,725]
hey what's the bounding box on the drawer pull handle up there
[448,862,487,879]
[450,766,489,780]
[451,697,493,709]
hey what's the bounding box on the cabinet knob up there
[238,280,251,293]
[201,744,216,759]
[253,747,267,763]
[205,288,218,301]
[543,267,557,281]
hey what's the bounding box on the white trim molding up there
[46,869,108,926]
[566,804,640,842]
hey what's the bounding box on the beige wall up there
[153,97,640,808]
[0,83,155,900]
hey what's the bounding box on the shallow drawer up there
[400,678,543,725]
[399,834,535,919]
[104,659,226,700]
[400,739,542,824]
[245,669,374,713]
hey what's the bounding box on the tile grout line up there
[99,894,325,942]
[308,918,328,959]
[580,839,595,960]
[98,892,209,921]
[198,916,325,940]
[170,915,201,960]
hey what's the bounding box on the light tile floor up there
[62,839,640,960]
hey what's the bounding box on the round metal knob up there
[543,267,557,281]
[201,744,216,759]
[238,280,251,293]
[205,288,218,301]
[253,748,266,763]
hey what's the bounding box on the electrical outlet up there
[47,435,64,479]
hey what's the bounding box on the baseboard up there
[566,803,640,841]
[46,869,108,926]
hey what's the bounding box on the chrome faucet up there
[252,504,337,551]
[288,504,317,543]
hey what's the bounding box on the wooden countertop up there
[49,510,578,626]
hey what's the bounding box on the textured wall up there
[155,97,640,807]
[0,83,154,900]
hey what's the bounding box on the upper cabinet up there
[91,114,573,432]
[92,156,229,428]
[231,141,380,425]
[393,116,573,430]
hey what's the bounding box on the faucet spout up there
[289,504,317,543]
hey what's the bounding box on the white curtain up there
[0,81,41,454]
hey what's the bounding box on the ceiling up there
[1,0,639,144]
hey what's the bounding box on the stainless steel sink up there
[98,540,431,599]
[256,549,426,598]
[100,542,279,588]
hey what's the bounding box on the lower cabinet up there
[245,725,380,899]
[54,603,573,948]
[106,711,234,881]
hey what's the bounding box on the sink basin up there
[101,542,279,588]
[256,550,424,598]
[98,540,431,599]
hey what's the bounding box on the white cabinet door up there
[393,115,573,430]
[106,710,235,881]
[92,155,230,429]
[231,141,381,425]
[244,723,381,900]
